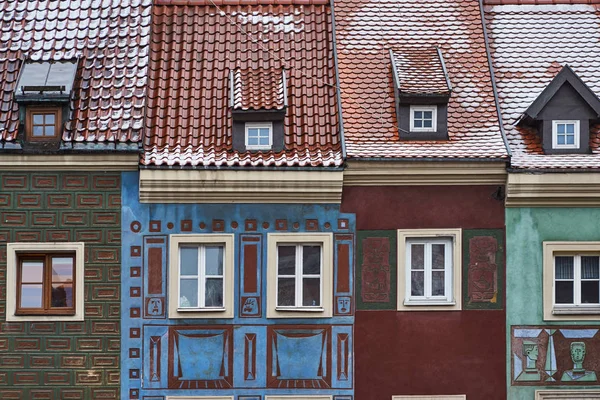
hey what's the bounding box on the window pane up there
[557,124,565,134]
[414,120,422,128]
[411,271,424,296]
[247,137,259,146]
[33,114,44,124]
[51,283,73,307]
[205,246,223,276]
[21,260,43,283]
[566,134,574,145]
[557,135,565,145]
[45,114,55,124]
[414,111,422,119]
[179,279,198,307]
[432,271,445,296]
[423,119,432,128]
[277,246,296,276]
[582,256,599,279]
[423,111,432,119]
[45,125,55,136]
[277,278,295,306]
[432,244,445,270]
[258,128,269,137]
[247,128,259,137]
[258,136,270,146]
[302,278,320,307]
[51,257,73,282]
[180,247,198,276]
[20,284,43,308]
[566,124,574,134]
[205,278,223,307]
[555,281,574,304]
[410,244,424,270]
[581,281,600,304]
[302,245,321,274]
[555,256,574,279]
[32,125,44,136]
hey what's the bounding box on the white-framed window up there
[543,242,600,321]
[245,122,272,150]
[410,105,437,132]
[536,389,600,399]
[169,234,234,319]
[397,229,462,311]
[267,233,333,318]
[392,396,466,400]
[166,397,234,400]
[6,242,85,322]
[265,397,332,400]
[552,120,579,149]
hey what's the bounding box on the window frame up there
[543,242,600,321]
[166,397,234,400]
[409,105,437,133]
[265,397,333,400]
[267,233,333,318]
[275,243,323,310]
[397,229,462,311]
[552,120,580,149]
[169,234,235,319]
[26,107,61,141]
[245,122,273,150]
[6,242,85,322]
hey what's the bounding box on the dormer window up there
[245,122,272,150]
[521,65,600,155]
[410,106,437,132]
[552,120,579,149]
[390,48,452,140]
[229,68,287,152]
[27,108,60,141]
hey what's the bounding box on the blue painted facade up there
[121,171,355,399]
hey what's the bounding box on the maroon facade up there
[342,185,506,399]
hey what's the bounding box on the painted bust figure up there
[561,342,597,382]
[516,341,541,381]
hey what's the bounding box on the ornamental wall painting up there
[356,231,397,310]
[462,229,504,310]
[512,326,600,385]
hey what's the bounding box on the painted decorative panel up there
[356,231,397,310]
[462,229,504,310]
[512,326,600,385]
[240,234,262,318]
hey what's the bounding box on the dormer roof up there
[15,60,77,102]
[390,47,451,97]
[0,0,151,150]
[144,2,341,168]
[230,68,287,111]
[523,65,600,121]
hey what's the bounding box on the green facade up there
[506,207,600,399]
[0,172,121,399]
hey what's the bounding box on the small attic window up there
[410,106,436,132]
[245,122,272,150]
[552,120,579,149]
[26,108,60,141]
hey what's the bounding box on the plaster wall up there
[506,207,600,400]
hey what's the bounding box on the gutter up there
[348,156,509,163]
[329,0,347,160]
[478,0,512,157]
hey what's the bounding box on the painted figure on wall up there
[468,236,498,303]
[361,237,391,302]
[561,342,597,382]
[516,341,541,381]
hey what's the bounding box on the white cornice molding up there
[343,161,507,186]
[507,173,600,207]
[139,169,344,204]
[0,154,139,171]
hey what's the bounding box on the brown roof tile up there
[0,0,152,148]
[144,3,341,167]
[485,3,600,169]
[232,67,286,110]
[335,0,508,160]
[392,47,451,95]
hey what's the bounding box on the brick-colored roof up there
[0,0,151,149]
[334,0,508,160]
[391,48,451,95]
[232,68,285,111]
[485,3,600,169]
[144,3,341,167]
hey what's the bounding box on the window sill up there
[275,306,324,312]
[404,300,456,307]
[553,306,600,315]
[246,146,272,151]
[177,307,227,312]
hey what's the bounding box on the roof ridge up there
[156,0,330,5]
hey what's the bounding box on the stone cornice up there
[0,154,139,171]
[507,172,600,207]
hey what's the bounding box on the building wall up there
[0,172,121,399]
[121,171,355,399]
[506,207,600,400]
[341,184,507,399]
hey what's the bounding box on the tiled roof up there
[232,67,286,111]
[485,3,600,169]
[391,48,451,95]
[144,3,342,167]
[0,0,151,149]
[334,0,508,160]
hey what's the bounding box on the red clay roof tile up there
[335,0,508,160]
[392,47,451,95]
[232,67,286,110]
[485,3,600,169]
[0,0,151,147]
[144,3,341,167]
